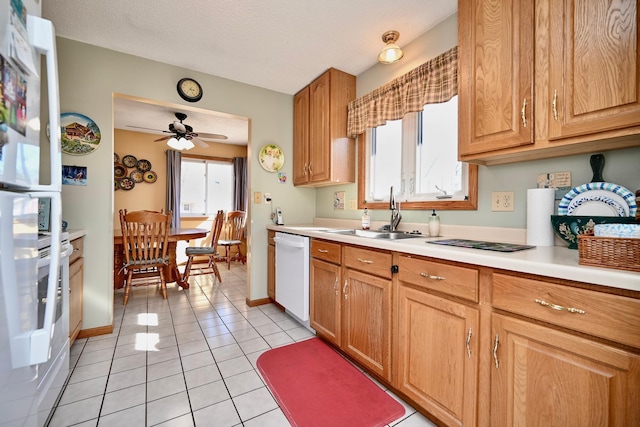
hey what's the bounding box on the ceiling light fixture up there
[167,136,195,150]
[378,30,404,64]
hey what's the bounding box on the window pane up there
[370,119,402,200]
[416,96,462,196]
[206,162,233,214]
[181,160,206,214]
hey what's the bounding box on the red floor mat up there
[257,338,405,427]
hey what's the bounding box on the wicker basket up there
[578,234,640,272]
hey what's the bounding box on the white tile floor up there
[48,264,437,427]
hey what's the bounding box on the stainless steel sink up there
[323,229,423,240]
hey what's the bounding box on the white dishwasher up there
[274,232,310,322]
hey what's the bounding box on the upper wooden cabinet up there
[293,68,356,186]
[459,0,640,165]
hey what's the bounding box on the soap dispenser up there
[428,210,440,237]
[361,208,370,230]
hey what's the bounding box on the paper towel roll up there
[526,188,556,246]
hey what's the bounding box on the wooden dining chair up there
[183,210,225,283]
[218,210,247,270]
[119,209,172,305]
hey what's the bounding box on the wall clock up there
[177,78,203,102]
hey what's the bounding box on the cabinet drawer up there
[344,246,391,279]
[398,255,479,302]
[493,273,640,349]
[310,239,341,264]
[70,237,84,265]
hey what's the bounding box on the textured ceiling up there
[42,0,457,145]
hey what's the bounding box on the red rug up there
[257,338,405,427]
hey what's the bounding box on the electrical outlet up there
[492,191,515,212]
[253,192,262,204]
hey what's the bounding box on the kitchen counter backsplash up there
[267,218,640,293]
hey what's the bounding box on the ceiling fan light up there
[167,137,182,150]
[181,138,194,150]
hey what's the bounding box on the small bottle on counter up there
[361,208,370,230]
[428,210,440,237]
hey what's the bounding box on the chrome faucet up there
[389,186,402,232]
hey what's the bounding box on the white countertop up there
[267,224,640,293]
[66,229,87,241]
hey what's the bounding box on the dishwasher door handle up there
[274,237,305,249]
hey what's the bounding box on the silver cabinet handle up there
[535,299,586,314]
[493,333,499,369]
[552,89,559,121]
[357,258,373,264]
[308,163,313,175]
[317,249,329,253]
[419,272,445,280]
[466,327,472,359]
[303,164,308,176]
[521,98,527,128]
[343,280,348,300]
[333,277,339,296]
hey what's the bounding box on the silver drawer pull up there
[534,299,586,314]
[317,249,329,253]
[493,334,499,368]
[420,272,445,281]
[465,327,472,359]
[357,258,373,264]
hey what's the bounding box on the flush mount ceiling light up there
[378,30,404,64]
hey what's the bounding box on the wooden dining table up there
[113,228,208,290]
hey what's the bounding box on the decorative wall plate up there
[114,164,127,179]
[122,155,138,168]
[558,182,636,217]
[118,177,135,190]
[143,171,158,183]
[114,180,119,191]
[258,144,284,172]
[60,112,102,155]
[130,169,144,183]
[136,159,152,172]
[114,153,120,163]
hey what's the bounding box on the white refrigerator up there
[0,0,65,425]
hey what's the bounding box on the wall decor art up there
[258,144,284,172]
[60,112,101,155]
[62,165,87,186]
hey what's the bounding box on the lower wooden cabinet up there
[342,268,392,381]
[267,231,275,300]
[310,258,341,345]
[396,284,479,427]
[69,237,84,345]
[491,313,640,427]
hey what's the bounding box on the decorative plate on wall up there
[122,155,138,168]
[143,171,158,183]
[136,159,152,172]
[60,112,102,155]
[114,153,120,163]
[130,169,144,183]
[118,177,135,190]
[114,164,127,179]
[258,144,284,172]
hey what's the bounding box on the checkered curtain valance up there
[347,46,458,138]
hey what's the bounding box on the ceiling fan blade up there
[194,132,228,140]
[189,136,209,148]
[154,135,172,142]
[127,125,168,133]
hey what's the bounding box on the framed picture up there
[38,198,50,232]
[62,165,87,185]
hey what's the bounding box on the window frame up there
[357,121,478,211]
[179,154,234,218]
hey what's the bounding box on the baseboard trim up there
[246,297,272,307]
[77,323,114,340]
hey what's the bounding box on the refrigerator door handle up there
[27,15,61,191]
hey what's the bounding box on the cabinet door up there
[491,313,640,427]
[396,284,479,427]
[293,87,310,185]
[267,243,275,300]
[547,0,640,140]
[308,72,331,183]
[458,0,534,155]
[342,268,392,381]
[69,257,84,344]
[310,258,341,345]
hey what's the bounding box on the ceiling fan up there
[128,112,228,148]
